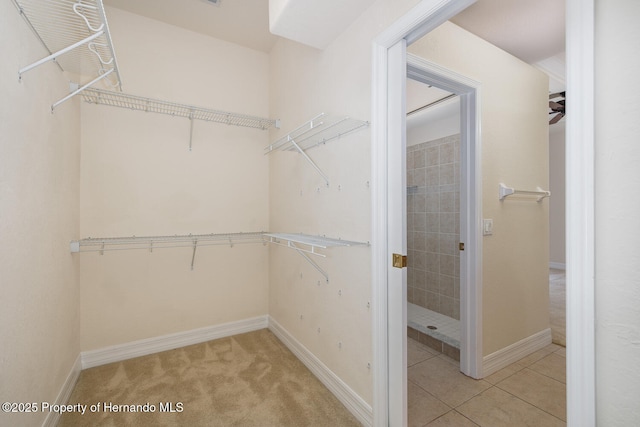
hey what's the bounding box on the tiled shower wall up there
[407,134,460,320]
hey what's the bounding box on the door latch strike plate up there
[392,253,407,268]
[459,242,465,251]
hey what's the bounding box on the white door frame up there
[371,0,596,425]
[370,1,477,425]
[406,53,483,380]
[565,0,595,425]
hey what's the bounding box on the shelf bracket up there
[189,111,195,151]
[51,68,114,112]
[290,242,329,283]
[289,138,330,187]
[19,30,105,81]
[190,239,198,270]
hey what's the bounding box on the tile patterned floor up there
[408,303,460,348]
[408,338,566,426]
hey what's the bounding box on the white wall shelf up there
[81,88,279,150]
[264,233,369,283]
[13,0,122,111]
[264,113,369,186]
[70,232,367,275]
[70,232,267,270]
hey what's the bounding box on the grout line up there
[491,381,567,424]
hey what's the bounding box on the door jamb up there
[407,53,483,379]
[370,1,478,425]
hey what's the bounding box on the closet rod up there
[81,88,279,131]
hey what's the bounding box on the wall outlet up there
[483,219,493,236]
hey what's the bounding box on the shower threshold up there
[408,303,460,360]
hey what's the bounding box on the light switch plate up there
[483,219,493,236]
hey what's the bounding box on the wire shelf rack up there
[70,232,267,253]
[70,232,368,275]
[264,233,368,282]
[14,0,122,93]
[264,113,369,153]
[264,113,368,186]
[70,232,268,270]
[81,88,278,131]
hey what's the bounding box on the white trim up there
[81,316,268,369]
[406,53,483,379]
[42,355,82,427]
[482,329,552,377]
[268,317,373,427]
[371,1,477,425]
[566,0,596,425]
[549,262,566,270]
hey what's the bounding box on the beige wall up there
[549,126,566,266]
[0,2,81,426]
[268,0,421,404]
[79,7,270,350]
[409,22,550,356]
[595,0,640,423]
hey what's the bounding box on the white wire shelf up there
[264,233,369,282]
[70,232,267,270]
[264,113,369,186]
[70,231,367,275]
[80,88,278,132]
[265,113,369,153]
[13,0,122,109]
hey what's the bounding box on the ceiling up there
[451,0,565,64]
[104,0,565,65]
[103,0,280,53]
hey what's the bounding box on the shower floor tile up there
[408,303,460,348]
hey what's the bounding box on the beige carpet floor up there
[59,329,361,427]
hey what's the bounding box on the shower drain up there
[427,325,438,330]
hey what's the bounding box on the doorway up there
[405,79,462,361]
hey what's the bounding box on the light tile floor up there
[408,338,566,426]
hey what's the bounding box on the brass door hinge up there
[459,242,465,251]
[392,253,407,268]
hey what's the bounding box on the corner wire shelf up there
[80,88,279,150]
[264,113,369,186]
[264,233,369,283]
[70,231,369,278]
[70,232,267,270]
[499,183,551,202]
[13,0,122,111]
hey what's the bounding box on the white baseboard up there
[42,354,81,427]
[549,262,566,270]
[482,328,552,377]
[81,316,268,369]
[268,316,372,427]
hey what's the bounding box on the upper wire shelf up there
[264,113,369,153]
[13,0,122,109]
[264,113,369,186]
[81,88,278,131]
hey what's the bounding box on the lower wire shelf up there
[70,232,368,276]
